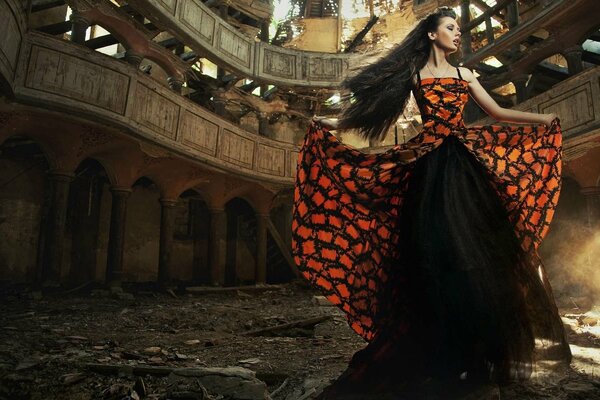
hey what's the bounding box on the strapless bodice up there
[414,77,470,132]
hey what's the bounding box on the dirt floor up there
[1,281,600,400]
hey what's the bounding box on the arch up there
[0,133,58,172]
[221,183,275,215]
[141,52,184,82]
[176,185,211,205]
[72,7,185,81]
[66,158,111,285]
[138,57,172,86]
[77,156,119,187]
[170,188,211,283]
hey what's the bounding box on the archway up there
[225,197,257,286]
[170,189,211,283]
[124,176,161,282]
[65,158,110,285]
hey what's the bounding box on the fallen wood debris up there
[241,315,332,337]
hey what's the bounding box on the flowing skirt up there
[292,121,571,398]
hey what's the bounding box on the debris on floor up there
[0,282,599,399]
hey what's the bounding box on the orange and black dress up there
[291,67,571,397]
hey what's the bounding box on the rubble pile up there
[0,282,599,399]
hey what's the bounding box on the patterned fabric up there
[291,76,563,342]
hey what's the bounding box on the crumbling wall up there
[123,185,161,282]
[0,158,44,283]
[343,8,416,52]
[285,18,340,53]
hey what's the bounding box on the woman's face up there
[429,16,461,54]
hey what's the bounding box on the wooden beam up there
[344,15,378,53]
[471,0,505,20]
[464,0,514,31]
[463,0,578,68]
[266,218,299,278]
[37,21,71,35]
[31,0,65,13]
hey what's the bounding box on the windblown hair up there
[337,6,458,142]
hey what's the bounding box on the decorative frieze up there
[219,129,255,168]
[305,56,345,81]
[126,0,350,87]
[539,81,595,133]
[262,49,296,80]
[179,110,219,156]
[216,25,252,68]
[131,83,180,140]
[180,0,216,45]
[25,45,129,115]
[12,34,296,183]
[256,143,286,176]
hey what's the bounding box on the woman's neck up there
[427,47,450,67]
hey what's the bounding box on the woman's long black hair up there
[337,6,458,142]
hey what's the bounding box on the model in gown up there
[291,6,571,400]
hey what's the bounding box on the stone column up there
[40,171,74,284]
[69,12,89,45]
[581,186,600,229]
[255,213,269,284]
[106,187,131,287]
[158,198,177,285]
[563,45,584,76]
[208,208,227,285]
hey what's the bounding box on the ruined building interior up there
[1,0,600,398]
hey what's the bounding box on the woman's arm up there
[312,116,339,129]
[459,67,557,126]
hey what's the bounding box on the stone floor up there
[0,281,599,399]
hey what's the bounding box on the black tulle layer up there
[316,135,570,399]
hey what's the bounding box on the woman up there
[292,6,571,399]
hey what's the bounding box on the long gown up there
[291,68,571,398]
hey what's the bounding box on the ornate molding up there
[67,0,189,83]
[126,0,351,88]
[14,32,296,185]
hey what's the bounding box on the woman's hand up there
[542,112,558,127]
[312,115,338,130]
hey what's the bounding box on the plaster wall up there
[286,18,340,53]
[170,240,194,281]
[123,185,161,282]
[235,230,256,283]
[0,158,45,283]
[344,9,416,50]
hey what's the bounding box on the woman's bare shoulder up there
[458,66,475,83]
